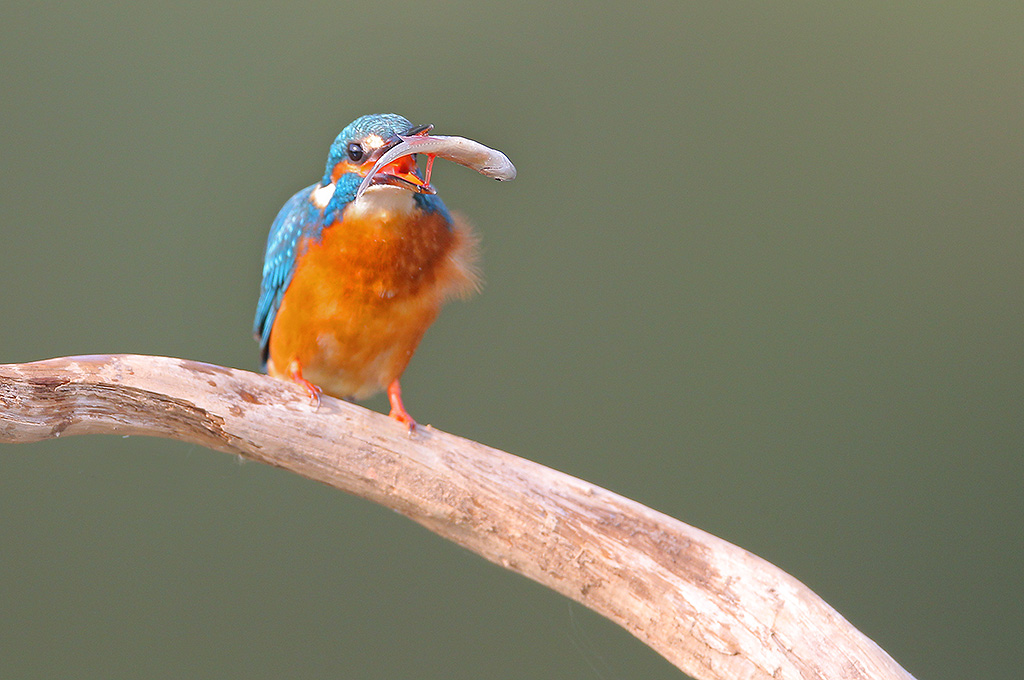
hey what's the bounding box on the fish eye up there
[347,142,364,162]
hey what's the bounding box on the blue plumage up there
[321,114,414,185]
[253,184,320,368]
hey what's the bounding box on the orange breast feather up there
[267,207,478,399]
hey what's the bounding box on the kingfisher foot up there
[287,360,322,409]
[387,379,417,430]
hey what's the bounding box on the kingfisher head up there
[322,113,434,196]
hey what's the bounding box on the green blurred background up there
[2,2,1021,678]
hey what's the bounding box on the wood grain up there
[0,354,915,680]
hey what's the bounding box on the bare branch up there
[0,354,915,680]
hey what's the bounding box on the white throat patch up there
[311,183,334,209]
[346,185,417,219]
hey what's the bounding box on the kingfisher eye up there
[346,142,364,162]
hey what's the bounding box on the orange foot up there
[287,360,322,408]
[387,378,417,430]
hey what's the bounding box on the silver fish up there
[356,134,516,200]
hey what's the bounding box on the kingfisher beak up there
[363,126,436,195]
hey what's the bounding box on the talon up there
[387,379,417,430]
[287,360,322,408]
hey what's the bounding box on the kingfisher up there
[254,113,515,428]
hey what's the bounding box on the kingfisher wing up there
[254,184,320,369]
